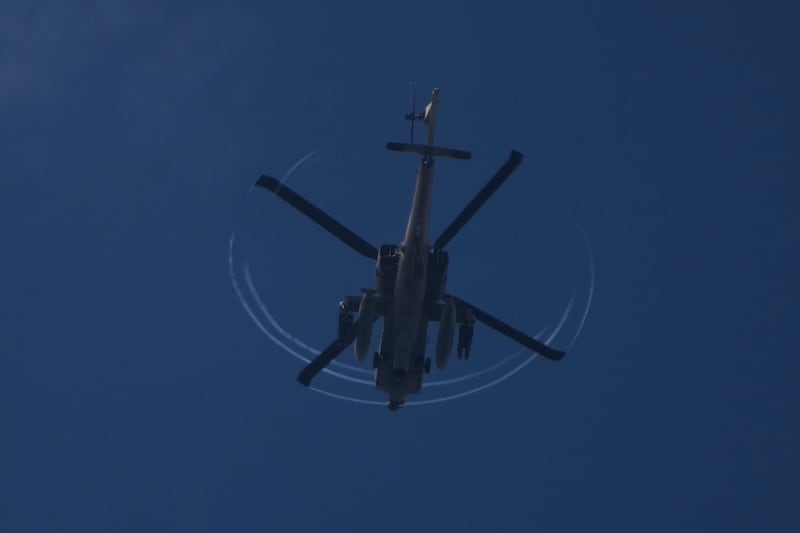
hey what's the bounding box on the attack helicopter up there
[255,88,565,410]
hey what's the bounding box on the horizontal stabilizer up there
[386,142,472,160]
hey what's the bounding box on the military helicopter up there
[254,87,565,410]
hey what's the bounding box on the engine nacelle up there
[435,297,456,369]
[354,291,377,362]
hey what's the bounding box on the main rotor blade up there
[434,150,523,250]
[449,295,566,361]
[297,332,356,387]
[256,175,378,260]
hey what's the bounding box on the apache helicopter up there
[255,88,565,410]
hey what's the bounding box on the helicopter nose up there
[388,400,404,411]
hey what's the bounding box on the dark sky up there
[2,1,798,532]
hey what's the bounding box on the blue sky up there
[2,1,798,531]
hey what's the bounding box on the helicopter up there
[254,87,565,410]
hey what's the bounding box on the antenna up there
[404,82,423,144]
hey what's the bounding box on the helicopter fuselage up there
[373,154,437,408]
[256,86,566,411]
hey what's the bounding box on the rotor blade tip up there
[255,175,279,189]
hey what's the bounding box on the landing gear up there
[424,357,432,374]
[372,351,382,369]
